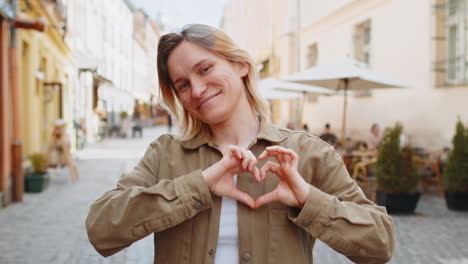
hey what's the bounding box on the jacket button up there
[208,249,214,255]
[301,219,312,226]
[242,253,251,261]
[195,202,203,210]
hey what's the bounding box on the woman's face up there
[167,41,249,125]
[372,125,380,135]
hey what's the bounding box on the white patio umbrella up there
[283,58,407,144]
[258,78,302,100]
[259,77,335,95]
[260,90,301,100]
[259,78,335,125]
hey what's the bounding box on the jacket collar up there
[180,115,287,150]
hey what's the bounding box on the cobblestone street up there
[0,126,467,264]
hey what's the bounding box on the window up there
[448,0,458,16]
[353,19,372,64]
[39,57,47,77]
[307,43,318,68]
[445,0,467,84]
[447,25,458,81]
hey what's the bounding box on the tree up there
[376,122,419,193]
[443,119,468,192]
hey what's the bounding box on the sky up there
[130,0,228,32]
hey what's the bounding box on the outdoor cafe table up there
[338,149,377,173]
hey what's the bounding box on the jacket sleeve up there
[85,138,213,257]
[288,143,396,264]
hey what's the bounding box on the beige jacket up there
[86,118,396,264]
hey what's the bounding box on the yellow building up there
[16,0,75,155]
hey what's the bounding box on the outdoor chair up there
[413,153,444,196]
[352,154,378,202]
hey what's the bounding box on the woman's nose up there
[191,79,207,98]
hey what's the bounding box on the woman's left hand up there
[254,146,310,208]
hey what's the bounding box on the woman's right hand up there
[202,145,260,208]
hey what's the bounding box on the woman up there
[86,24,395,264]
[367,123,382,152]
[48,119,79,183]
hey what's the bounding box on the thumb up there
[254,190,278,209]
[226,188,255,209]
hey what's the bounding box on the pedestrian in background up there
[367,123,382,152]
[131,110,144,138]
[319,123,338,147]
[86,24,395,264]
[48,119,79,183]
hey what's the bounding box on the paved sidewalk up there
[0,125,467,264]
[0,126,166,264]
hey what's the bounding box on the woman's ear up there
[234,61,249,78]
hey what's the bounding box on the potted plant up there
[120,111,128,120]
[24,152,50,193]
[443,119,468,210]
[375,122,421,213]
[119,111,129,138]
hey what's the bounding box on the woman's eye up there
[179,81,189,91]
[201,65,211,74]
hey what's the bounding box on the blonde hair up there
[157,24,270,140]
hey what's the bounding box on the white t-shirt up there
[214,175,239,264]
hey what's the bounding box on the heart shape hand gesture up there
[203,145,260,208]
[202,145,310,209]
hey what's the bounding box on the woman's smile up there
[198,91,221,109]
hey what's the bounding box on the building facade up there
[132,9,160,124]
[16,0,75,155]
[1,0,162,208]
[64,0,160,143]
[1,0,73,206]
[64,0,135,142]
[223,0,468,149]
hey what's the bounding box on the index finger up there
[266,146,298,160]
[259,150,268,160]
[227,145,242,159]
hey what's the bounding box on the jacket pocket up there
[269,209,289,226]
[268,210,309,264]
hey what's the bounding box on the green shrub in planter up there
[120,111,128,120]
[375,122,420,213]
[24,152,49,193]
[443,119,468,210]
